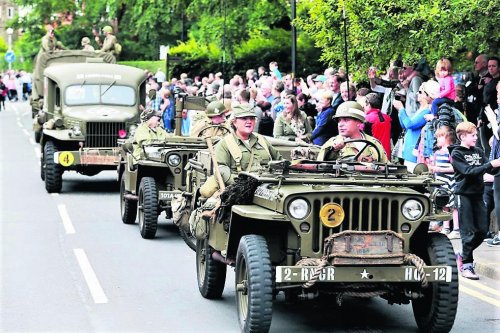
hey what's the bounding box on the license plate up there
[80,154,119,165]
[158,191,175,200]
[275,265,452,283]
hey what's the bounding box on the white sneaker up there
[447,230,461,240]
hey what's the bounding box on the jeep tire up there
[412,233,458,332]
[179,227,196,251]
[120,176,137,224]
[138,177,158,239]
[196,238,226,299]
[235,235,273,333]
[44,141,62,193]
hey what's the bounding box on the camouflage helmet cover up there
[140,108,162,122]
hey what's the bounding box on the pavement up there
[450,237,500,280]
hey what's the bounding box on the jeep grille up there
[311,195,400,253]
[181,152,195,188]
[85,122,125,148]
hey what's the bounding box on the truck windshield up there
[65,84,135,106]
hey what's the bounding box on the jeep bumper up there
[54,148,120,166]
[275,265,452,283]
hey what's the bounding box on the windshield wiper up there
[101,80,116,96]
[80,80,86,88]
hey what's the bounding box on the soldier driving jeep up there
[318,101,389,163]
[131,108,168,161]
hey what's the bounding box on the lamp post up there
[291,0,296,81]
[6,27,14,70]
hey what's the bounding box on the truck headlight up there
[288,198,309,220]
[402,199,424,221]
[167,154,181,167]
[72,125,82,136]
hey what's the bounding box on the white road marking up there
[51,193,59,196]
[29,138,36,145]
[23,128,30,136]
[34,147,41,159]
[57,204,75,234]
[73,249,109,304]
[17,121,23,127]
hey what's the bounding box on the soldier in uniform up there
[190,100,230,138]
[132,108,168,161]
[96,25,119,55]
[199,104,282,197]
[318,101,389,163]
[81,37,95,51]
[41,28,65,53]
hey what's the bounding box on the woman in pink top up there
[431,58,456,115]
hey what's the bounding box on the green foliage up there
[118,60,165,73]
[295,0,500,77]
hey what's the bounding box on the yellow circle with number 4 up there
[59,152,74,166]
[319,203,345,228]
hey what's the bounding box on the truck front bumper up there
[54,148,121,166]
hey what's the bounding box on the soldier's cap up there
[333,101,365,122]
[102,26,113,33]
[232,104,257,118]
[206,100,228,117]
[81,37,91,45]
[140,108,162,122]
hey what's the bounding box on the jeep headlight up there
[129,124,137,137]
[167,154,181,167]
[72,125,82,136]
[288,198,309,220]
[402,199,424,221]
[431,188,450,210]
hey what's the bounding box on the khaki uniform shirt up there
[214,132,282,184]
[190,115,229,138]
[101,34,118,54]
[273,111,312,141]
[132,122,169,160]
[318,132,389,163]
[82,44,95,52]
[41,35,57,52]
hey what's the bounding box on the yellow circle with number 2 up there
[319,203,345,228]
[59,151,74,166]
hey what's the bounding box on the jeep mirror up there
[122,142,134,154]
[413,163,429,175]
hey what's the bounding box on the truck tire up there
[40,155,45,181]
[138,177,158,239]
[44,141,62,193]
[120,176,137,224]
[412,232,458,333]
[235,235,273,333]
[196,238,226,299]
[179,227,196,252]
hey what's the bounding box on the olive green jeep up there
[118,96,211,244]
[38,61,147,193]
[186,140,458,333]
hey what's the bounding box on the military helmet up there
[333,101,365,122]
[81,37,91,45]
[232,104,256,118]
[102,26,113,33]
[206,100,227,118]
[140,108,162,122]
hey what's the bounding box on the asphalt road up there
[1,101,499,332]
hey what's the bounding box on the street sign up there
[5,50,16,63]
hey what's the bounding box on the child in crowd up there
[449,122,500,279]
[428,126,460,238]
[431,58,456,116]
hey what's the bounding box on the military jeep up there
[187,141,458,333]
[38,62,147,193]
[118,96,210,243]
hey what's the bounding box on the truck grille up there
[85,122,125,148]
[310,195,400,253]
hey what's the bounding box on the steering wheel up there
[338,139,382,163]
[197,124,231,138]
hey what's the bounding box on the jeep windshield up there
[65,84,135,106]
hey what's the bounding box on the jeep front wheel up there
[179,228,196,251]
[138,177,158,239]
[412,232,458,332]
[196,238,226,299]
[44,141,62,193]
[235,235,273,333]
[120,176,137,224]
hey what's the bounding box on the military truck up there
[31,50,116,133]
[38,62,147,193]
[186,141,458,333]
[118,96,212,244]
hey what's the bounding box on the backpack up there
[114,42,122,55]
